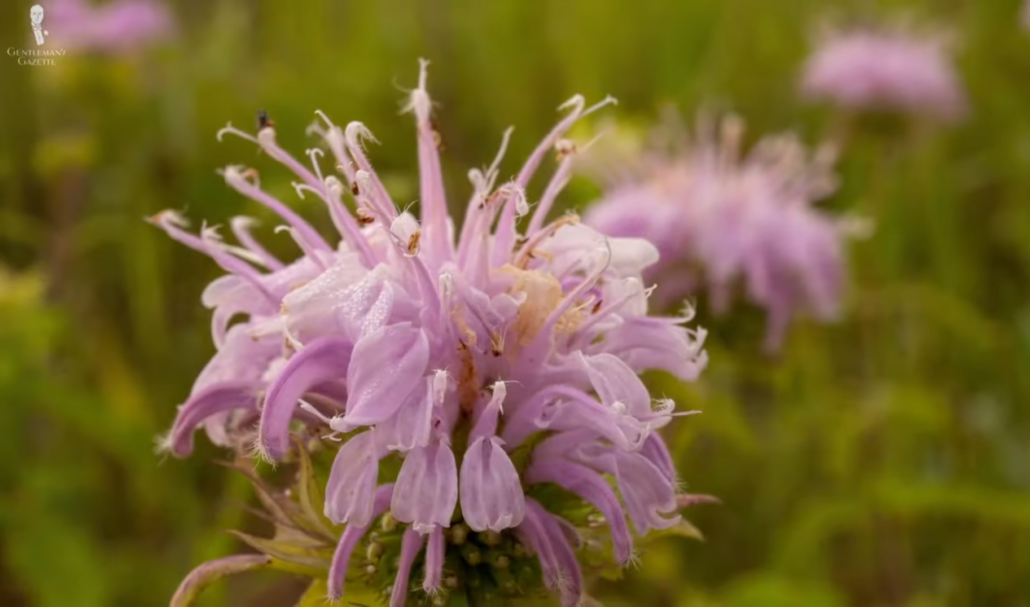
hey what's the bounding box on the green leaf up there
[228,530,332,577]
[292,436,337,540]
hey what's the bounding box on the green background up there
[2,0,1030,605]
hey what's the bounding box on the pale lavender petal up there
[422,527,445,593]
[327,484,394,601]
[258,336,352,460]
[612,449,680,535]
[391,443,457,533]
[517,499,561,590]
[525,458,632,564]
[376,377,434,452]
[167,380,263,457]
[599,316,708,380]
[520,499,582,604]
[460,436,525,532]
[324,431,380,526]
[343,322,429,426]
[577,352,652,417]
[641,433,676,484]
[389,528,426,607]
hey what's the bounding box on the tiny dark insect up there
[356,209,375,225]
[350,181,360,196]
[592,299,604,314]
[257,109,274,130]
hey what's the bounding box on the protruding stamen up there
[229,217,284,270]
[216,122,260,144]
[221,165,331,253]
[493,94,615,267]
[274,225,327,271]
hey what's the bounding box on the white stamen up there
[306,148,326,184]
[557,94,586,114]
[582,95,619,118]
[215,122,260,144]
[485,126,515,187]
[488,380,507,414]
[513,187,529,217]
[299,399,334,425]
[345,122,379,149]
[324,175,344,198]
[432,369,450,403]
[356,170,374,193]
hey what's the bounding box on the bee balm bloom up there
[585,115,855,352]
[159,61,707,607]
[801,23,965,121]
[46,0,174,53]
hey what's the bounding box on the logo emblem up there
[30,4,48,46]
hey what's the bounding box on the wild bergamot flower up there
[801,20,966,121]
[585,113,862,352]
[158,61,708,606]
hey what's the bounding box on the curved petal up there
[167,380,264,457]
[577,352,651,418]
[613,449,680,535]
[327,484,394,601]
[258,336,352,460]
[389,528,426,607]
[525,458,632,564]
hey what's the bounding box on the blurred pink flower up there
[47,0,174,53]
[800,23,965,121]
[586,114,861,352]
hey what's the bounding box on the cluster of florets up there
[159,61,707,606]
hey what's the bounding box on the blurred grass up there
[2,0,1030,605]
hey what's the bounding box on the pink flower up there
[46,0,174,54]
[800,22,966,121]
[585,114,858,351]
[157,61,707,606]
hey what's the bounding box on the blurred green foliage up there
[2,0,1030,605]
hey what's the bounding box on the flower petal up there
[167,380,263,457]
[324,431,380,526]
[343,322,429,427]
[525,458,632,564]
[460,436,525,532]
[391,443,457,533]
[422,527,445,593]
[389,528,426,607]
[258,336,352,460]
[577,352,651,418]
[327,484,394,601]
[376,377,434,452]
